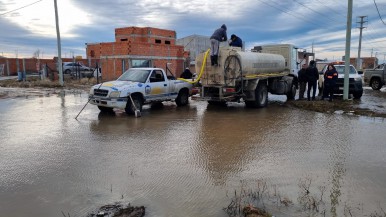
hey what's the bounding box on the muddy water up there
[0,90,385,217]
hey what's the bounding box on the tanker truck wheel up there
[245,82,268,108]
[286,82,296,100]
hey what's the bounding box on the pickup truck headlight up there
[89,88,94,95]
[109,91,121,98]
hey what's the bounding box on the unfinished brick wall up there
[86,26,186,80]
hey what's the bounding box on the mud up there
[286,92,386,118]
[87,203,145,217]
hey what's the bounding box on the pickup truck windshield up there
[334,65,357,74]
[118,69,151,83]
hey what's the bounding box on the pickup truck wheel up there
[371,78,382,90]
[125,95,142,115]
[353,90,363,99]
[98,106,113,113]
[286,81,296,100]
[245,82,268,108]
[176,89,189,106]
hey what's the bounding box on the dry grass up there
[0,76,97,90]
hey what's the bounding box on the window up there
[165,40,171,45]
[131,59,151,68]
[149,70,165,82]
[155,39,161,44]
[121,38,128,41]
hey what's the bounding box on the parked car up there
[364,63,386,90]
[318,61,363,99]
[62,62,93,77]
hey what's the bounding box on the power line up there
[373,0,386,25]
[0,0,43,16]
[257,0,321,26]
[293,0,338,23]
[314,0,346,17]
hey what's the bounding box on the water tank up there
[228,51,286,75]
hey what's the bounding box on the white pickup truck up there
[88,67,193,115]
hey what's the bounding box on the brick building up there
[350,57,379,69]
[86,26,189,80]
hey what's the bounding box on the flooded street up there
[0,88,386,217]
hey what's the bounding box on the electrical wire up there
[373,0,386,25]
[0,0,44,16]
[257,0,321,26]
[293,0,338,23]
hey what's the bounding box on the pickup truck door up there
[144,70,168,100]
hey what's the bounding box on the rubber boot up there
[213,55,218,66]
[210,55,214,66]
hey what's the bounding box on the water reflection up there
[194,103,287,185]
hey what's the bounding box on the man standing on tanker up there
[210,24,227,66]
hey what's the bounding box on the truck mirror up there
[357,70,363,75]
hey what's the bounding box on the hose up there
[177,48,210,84]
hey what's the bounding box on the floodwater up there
[0,88,385,217]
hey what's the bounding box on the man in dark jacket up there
[229,34,242,48]
[298,64,307,100]
[305,60,319,101]
[180,67,193,79]
[210,24,227,66]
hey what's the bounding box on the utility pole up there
[343,0,353,100]
[356,16,367,70]
[54,0,63,86]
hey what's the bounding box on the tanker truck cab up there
[88,67,193,115]
[194,44,299,108]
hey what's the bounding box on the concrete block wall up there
[115,27,176,45]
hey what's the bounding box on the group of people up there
[181,24,242,78]
[209,24,242,66]
[298,61,338,101]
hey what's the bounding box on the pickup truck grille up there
[336,78,354,86]
[93,89,109,97]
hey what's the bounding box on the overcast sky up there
[1,0,386,63]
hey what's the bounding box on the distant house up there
[176,35,211,66]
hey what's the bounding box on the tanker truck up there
[193,44,300,107]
